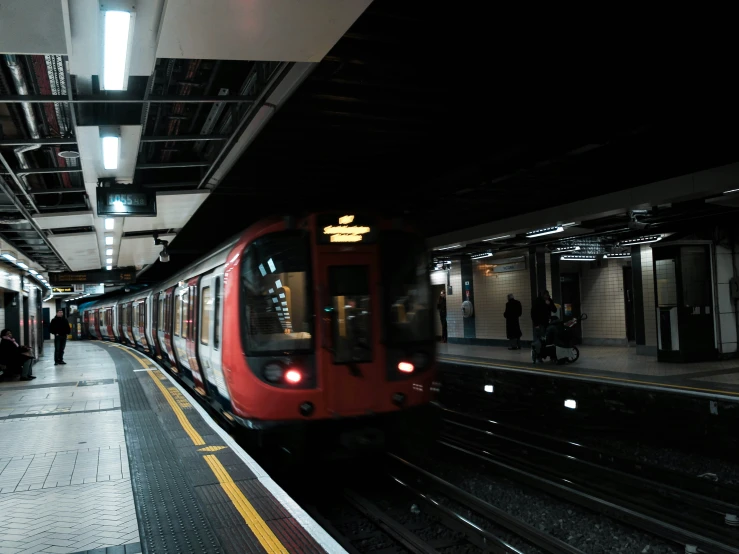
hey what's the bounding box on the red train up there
[80,213,436,453]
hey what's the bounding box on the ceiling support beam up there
[0,153,69,271]
[29,188,85,195]
[136,162,210,170]
[0,138,78,146]
[2,167,83,176]
[139,134,229,143]
[0,95,255,104]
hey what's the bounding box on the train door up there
[160,289,175,366]
[319,252,383,414]
[198,273,229,403]
[173,284,206,392]
[144,294,155,353]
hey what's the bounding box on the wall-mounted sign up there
[50,267,136,285]
[85,284,105,295]
[317,214,378,244]
[96,187,157,217]
[492,261,526,273]
[52,286,73,294]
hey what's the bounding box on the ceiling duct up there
[3,54,41,213]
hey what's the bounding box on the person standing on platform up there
[504,293,523,350]
[437,290,448,343]
[531,289,557,363]
[50,310,70,365]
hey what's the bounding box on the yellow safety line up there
[106,343,290,554]
[438,355,739,397]
[109,344,204,445]
[203,455,289,554]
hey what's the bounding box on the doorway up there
[623,266,635,343]
[560,273,582,344]
[432,284,445,340]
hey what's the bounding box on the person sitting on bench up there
[0,329,35,381]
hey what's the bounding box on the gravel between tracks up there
[426,453,681,554]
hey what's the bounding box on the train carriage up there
[80,213,436,452]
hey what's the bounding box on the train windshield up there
[381,230,433,344]
[241,231,313,355]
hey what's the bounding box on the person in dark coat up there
[0,329,35,380]
[50,310,71,365]
[437,290,448,343]
[504,293,523,350]
[530,289,557,363]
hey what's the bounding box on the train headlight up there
[397,361,414,373]
[284,369,302,384]
[263,363,283,383]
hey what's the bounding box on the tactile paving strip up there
[110,349,225,554]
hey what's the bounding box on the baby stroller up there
[532,313,587,365]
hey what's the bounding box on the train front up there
[223,213,437,456]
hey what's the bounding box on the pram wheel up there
[567,346,579,363]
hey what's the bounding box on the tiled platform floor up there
[0,342,141,554]
[438,342,739,395]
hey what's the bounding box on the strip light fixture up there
[552,245,580,254]
[723,188,739,195]
[435,244,462,251]
[619,235,662,246]
[561,254,596,261]
[102,135,120,170]
[471,251,493,260]
[102,10,133,91]
[483,235,512,241]
[526,226,564,238]
[604,252,631,259]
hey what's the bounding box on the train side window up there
[182,291,190,339]
[174,294,182,336]
[133,304,139,329]
[200,287,211,345]
[159,297,164,331]
[214,278,221,350]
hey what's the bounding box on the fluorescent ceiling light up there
[604,252,631,259]
[561,222,578,228]
[526,226,564,238]
[29,269,39,276]
[564,399,577,409]
[723,188,739,194]
[484,384,494,393]
[106,265,113,270]
[483,235,511,241]
[471,252,493,259]
[619,235,662,246]
[106,248,113,256]
[436,244,462,251]
[106,258,113,264]
[562,255,596,261]
[1,252,16,263]
[105,235,114,246]
[105,218,115,230]
[16,262,28,270]
[552,246,580,254]
[103,11,132,90]
[102,136,120,170]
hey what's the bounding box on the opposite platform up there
[0,341,345,554]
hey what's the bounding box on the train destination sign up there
[96,187,157,217]
[317,214,378,244]
[49,267,136,285]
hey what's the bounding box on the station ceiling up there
[1,1,738,288]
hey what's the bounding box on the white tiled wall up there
[715,245,737,354]
[560,259,628,342]
[472,261,532,340]
[641,246,658,347]
[448,261,464,338]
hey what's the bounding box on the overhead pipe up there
[3,54,41,213]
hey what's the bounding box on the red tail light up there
[285,369,302,384]
[398,362,414,373]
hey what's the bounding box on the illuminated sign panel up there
[96,187,157,217]
[50,267,136,285]
[318,214,377,244]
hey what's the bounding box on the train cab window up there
[174,294,182,336]
[214,278,221,350]
[200,287,211,345]
[380,231,434,344]
[241,232,313,355]
[329,266,373,364]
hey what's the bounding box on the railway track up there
[439,407,739,554]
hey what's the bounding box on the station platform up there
[0,341,343,554]
[438,342,739,401]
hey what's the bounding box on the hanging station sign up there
[50,267,136,285]
[317,214,378,244]
[96,187,157,217]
